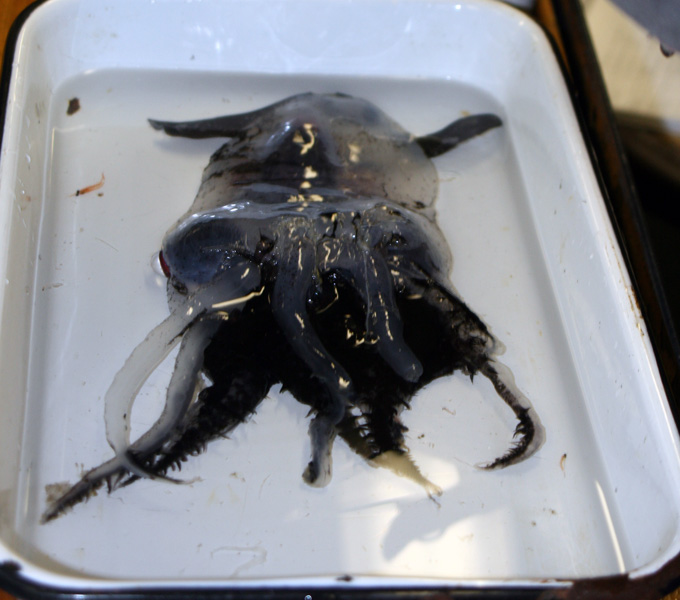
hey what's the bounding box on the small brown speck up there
[560,453,567,472]
[67,98,80,115]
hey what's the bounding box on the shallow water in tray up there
[15,69,630,581]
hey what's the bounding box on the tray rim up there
[537,0,680,598]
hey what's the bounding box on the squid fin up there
[416,113,502,158]
[148,95,305,139]
[149,115,256,139]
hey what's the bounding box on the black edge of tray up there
[0,559,559,600]
[0,0,47,151]
[548,0,680,414]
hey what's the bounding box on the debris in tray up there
[45,481,82,507]
[41,283,64,292]
[560,452,567,473]
[67,97,81,115]
[72,173,105,197]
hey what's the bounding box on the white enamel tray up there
[1,0,680,596]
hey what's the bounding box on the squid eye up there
[158,250,171,278]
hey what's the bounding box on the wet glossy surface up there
[43,92,545,522]
[1,0,678,590]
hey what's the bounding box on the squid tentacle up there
[42,453,128,523]
[119,358,275,490]
[476,361,545,470]
[271,233,352,397]
[105,263,261,477]
[362,249,423,382]
[330,410,441,497]
[42,304,205,522]
[316,234,422,382]
[103,298,198,479]
[112,317,221,489]
[397,264,544,468]
[113,294,281,491]
[270,229,352,486]
[43,296,259,521]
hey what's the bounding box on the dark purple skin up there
[42,93,544,522]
